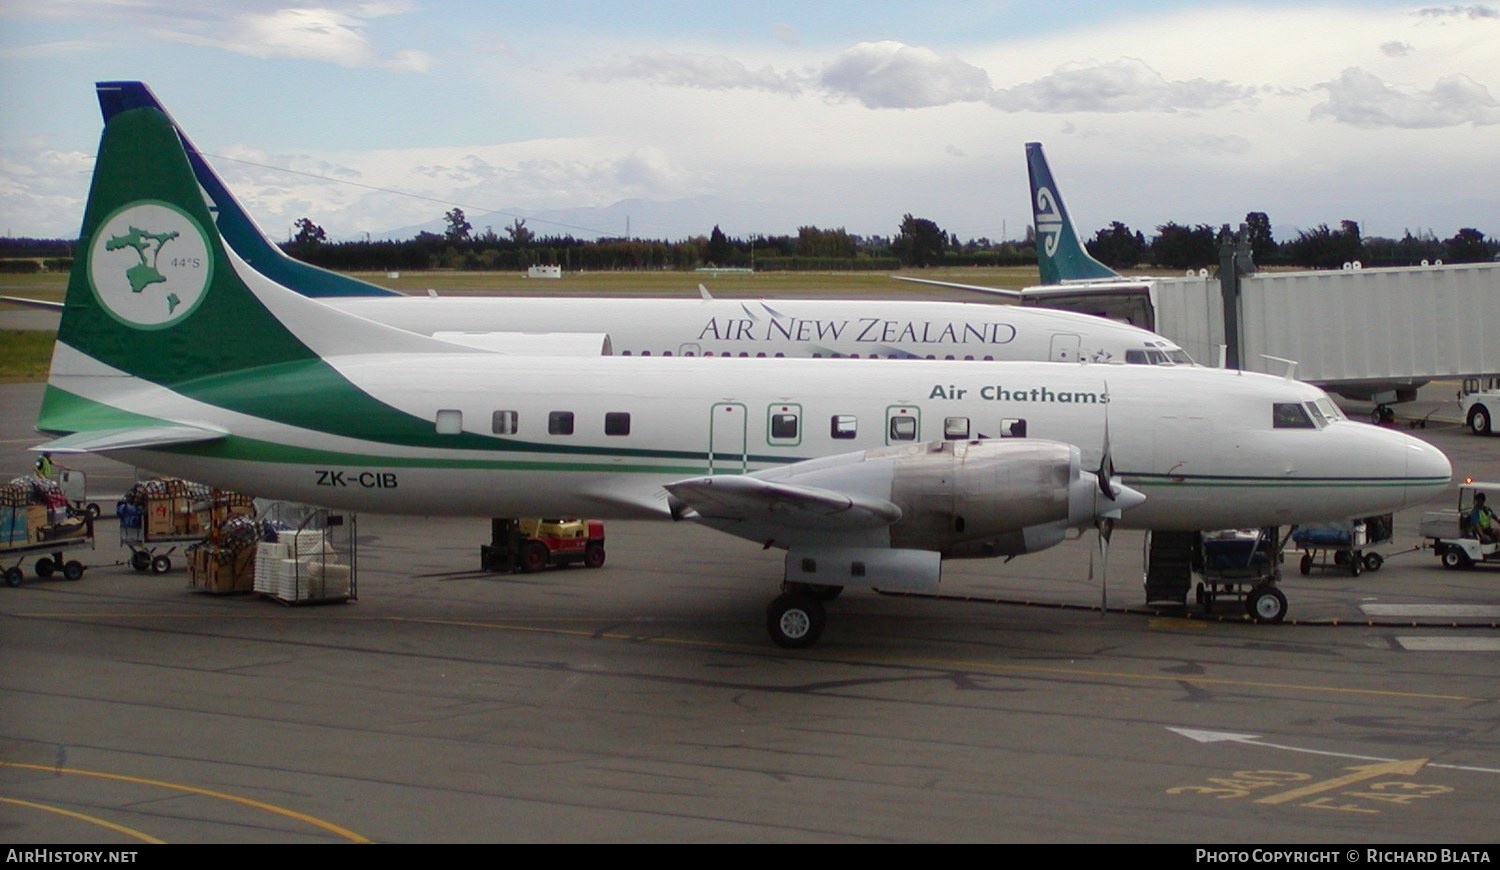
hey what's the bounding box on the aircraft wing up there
[890,276,1022,297]
[32,425,225,454]
[664,474,903,529]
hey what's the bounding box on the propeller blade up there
[1098,382,1115,499]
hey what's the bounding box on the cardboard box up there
[25,505,47,543]
[189,546,256,593]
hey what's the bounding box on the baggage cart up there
[1292,514,1393,576]
[254,502,357,605]
[117,478,212,574]
[1194,526,1288,622]
[2,498,94,587]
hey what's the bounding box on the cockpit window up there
[1313,397,1344,422]
[1125,345,1193,366]
[1273,402,1316,429]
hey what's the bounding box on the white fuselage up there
[324,296,1193,365]
[60,350,1448,531]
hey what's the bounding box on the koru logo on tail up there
[1034,186,1063,257]
[88,201,212,328]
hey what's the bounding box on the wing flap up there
[664,475,902,529]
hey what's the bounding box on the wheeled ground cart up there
[1194,527,1288,622]
[2,477,95,586]
[2,525,95,587]
[117,478,212,574]
[1292,514,1392,576]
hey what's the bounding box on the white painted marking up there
[1361,604,1500,618]
[1168,728,1500,775]
[1395,636,1500,652]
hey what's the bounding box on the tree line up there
[1085,213,1497,272]
[1,208,1493,274]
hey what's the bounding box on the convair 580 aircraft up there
[35,95,1450,646]
[95,80,1192,367]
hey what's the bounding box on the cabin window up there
[769,408,800,442]
[1273,403,1315,429]
[831,415,858,440]
[605,412,631,436]
[889,415,918,441]
[492,410,518,435]
[548,411,575,435]
[944,417,970,439]
[1001,418,1027,438]
[435,409,463,435]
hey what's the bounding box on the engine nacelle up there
[884,439,1095,557]
[690,439,1121,558]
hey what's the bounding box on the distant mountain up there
[378,196,807,243]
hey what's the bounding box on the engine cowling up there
[884,439,1102,557]
[666,439,1142,559]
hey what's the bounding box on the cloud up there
[0,148,94,237]
[819,41,991,109]
[5,1,435,71]
[1311,67,1500,128]
[1414,4,1500,20]
[1380,41,1413,57]
[223,6,433,71]
[989,57,1257,113]
[579,51,805,95]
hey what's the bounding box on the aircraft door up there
[709,402,748,474]
[1050,333,1082,362]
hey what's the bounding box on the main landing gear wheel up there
[130,551,151,572]
[766,593,826,649]
[1246,584,1288,624]
[150,555,171,575]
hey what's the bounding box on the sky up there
[1,1,1497,246]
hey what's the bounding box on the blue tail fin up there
[1026,142,1121,285]
[96,81,396,298]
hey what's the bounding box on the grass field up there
[0,265,1050,379]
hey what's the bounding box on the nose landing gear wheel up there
[767,593,826,648]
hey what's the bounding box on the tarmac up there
[2,374,1499,843]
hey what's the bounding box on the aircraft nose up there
[1403,435,1451,506]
